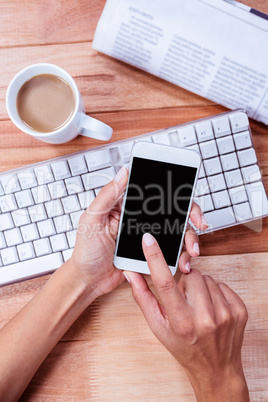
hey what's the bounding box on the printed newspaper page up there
[93,0,268,125]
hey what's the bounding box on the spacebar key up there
[204,207,236,231]
[0,253,63,287]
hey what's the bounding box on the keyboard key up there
[50,233,68,252]
[233,131,251,150]
[0,232,6,249]
[237,148,257,167]
[109,147,121,165]
[65,176,84,195]
[0,194,17,212]
[17,169,37,190]
[204,157,222,176]
[82,167,115,191]
[85,150,111,171]
[37,219,56,238]
[32,185,51,204]
[204,207,236,231]
[45,199,64,218]
[199,140,218,159]
[120,142,135,163]
[212,190,231,209]
[4,228,23,247]
[224,170,243,188]
[66,230,77,248]
[61,195,80,214]
[195,194,214,213]
[0,253,63,286]
[207,173,226,193]
[15,189,34,209]
[233,202,252,222]
[169,131,180,147]
[28,204,47,223]
[229,186,248,204]
[195,178,209,197]
[48,180,67,199]
[220,153,239,171]
[12,209,30,227]
[195,121,214,142]
[34,165,54,185]
[178,126,197,146]
[70,210,84,230]
[212,116,231,138]
[17,242,35,261]
[51,161,71,180]
[0,213,14,231]
[216,136,235,155]
[78,190,95,209]
[68,156,88,176]
[229,112,249,133]
[1,247,19,265]
[241,165,261,184]
[54,215,72,234]
[1,173,20,194]
[246,182,268,218]
[21,223,39,242]
[63,248,74,262]
[152,133,170,145]
[34,238,52,257]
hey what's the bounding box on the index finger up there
[142,233,186,315]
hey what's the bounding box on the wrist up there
[62,258,100,307]
[187,368,249,402]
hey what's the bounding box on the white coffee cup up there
[6,63,113,144]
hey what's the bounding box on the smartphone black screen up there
[116,157,197,266]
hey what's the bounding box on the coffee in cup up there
[6,63,113,144]
[16,74,75,133]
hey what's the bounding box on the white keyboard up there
[0,110,267,286]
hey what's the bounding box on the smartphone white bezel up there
[113,142,201,276]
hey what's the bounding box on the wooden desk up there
[0,1,267,400]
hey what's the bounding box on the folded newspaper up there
[93,0,268,125]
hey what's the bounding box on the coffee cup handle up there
[76,113,113,141]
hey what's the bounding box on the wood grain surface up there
[0,0,267,400]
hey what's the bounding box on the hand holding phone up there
[114,142,201,275]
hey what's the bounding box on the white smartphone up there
[114,142,201,275]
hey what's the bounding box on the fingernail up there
[123,271,130,283]
[201,215,208,227]
[143,233,155,247]
[185,262,191,273]
[193,242,200,256]
[114,167,127,183]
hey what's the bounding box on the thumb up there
[87,167,128,223]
